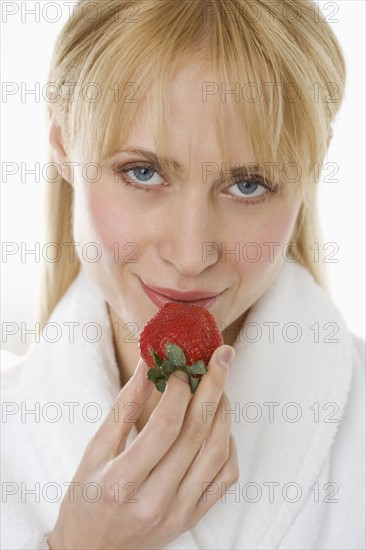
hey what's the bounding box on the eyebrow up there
[113,147,264,180]
[113,147,183,172]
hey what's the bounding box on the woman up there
[1,0,364,549]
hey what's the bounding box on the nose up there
[157,189,220,277]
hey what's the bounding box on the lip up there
[137,276,226,309]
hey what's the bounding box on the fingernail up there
[134,358,147,381]
[173,370,189,382]
[134,359,152,392]
[217,346,235,369]
[134,358,144,375]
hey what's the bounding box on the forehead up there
[115,62,256,171]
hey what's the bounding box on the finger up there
[110,369,192,482]
[175,392,232,503]
[186,434,239,529]
[81,359,154,469]
[141,347,234,496]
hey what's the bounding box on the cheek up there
[231,201,300,274]
[75,184,146,264]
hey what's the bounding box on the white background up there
[1,1,365,356]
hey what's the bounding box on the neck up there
[107,303,163,432]
[221,309,249,347]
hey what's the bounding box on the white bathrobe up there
[1,260,365,550]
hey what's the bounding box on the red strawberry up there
[139,302,223,393]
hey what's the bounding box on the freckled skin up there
[61,62,300,411]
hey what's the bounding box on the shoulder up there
[1,348,21,370]
[348,332,365,405]
[342,332,365,425]
[0,348,29,398]
[351,333,365,369]
[330,331,364,458]
[317,333,365,549]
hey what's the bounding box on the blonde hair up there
[39,0,346,329]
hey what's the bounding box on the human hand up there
[48,345,238,550]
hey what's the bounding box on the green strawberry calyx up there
[146,341,207,394]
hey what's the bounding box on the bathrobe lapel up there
[191,260,355,549]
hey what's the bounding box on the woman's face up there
[67,63,301,342]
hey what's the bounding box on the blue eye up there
[115,163,164,186]
[131,166,157,182]
[130,166,163,185]
[229,180,266,199]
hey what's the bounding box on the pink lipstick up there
[137,276,225,309]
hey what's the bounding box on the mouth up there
[137,276,226,309]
